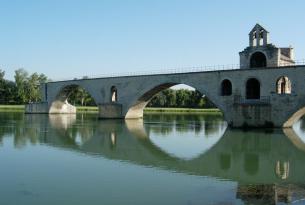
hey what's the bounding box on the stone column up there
[256,28,260,46]
[263,31,268,45]
[249,34,253,47]
[98,103,123,119]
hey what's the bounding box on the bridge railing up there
[234,95,271,105]
[48,59,305,82]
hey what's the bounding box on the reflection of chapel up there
[239,24,295,69]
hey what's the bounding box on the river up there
[1,112,305,204]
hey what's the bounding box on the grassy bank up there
[76,107,221,114]
[76,106,98,112]
[0,105,221,114]
[0,105,25,112]
[144,107,221,113]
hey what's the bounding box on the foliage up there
[66,86,96,106]
[0,68,48,104]
[14,69,48,104]
[147,89,216,108]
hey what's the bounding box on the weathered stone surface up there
[98,103,122,118]
[25,65,305,128]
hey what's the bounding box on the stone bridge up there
[25,24,305,128]
[26,65,305,128]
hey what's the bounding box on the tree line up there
[0,69,47,104]
[0,68,215,108]
[147,89,216,108]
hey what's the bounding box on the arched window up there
[221,79,232,96]
[250,52,267,68]
[246,78,260,99]
[111,86,117,102]
[276,76,291,94]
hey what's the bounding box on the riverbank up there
[144,107,221,113]
[0,105,25,112]
[0,105,221,114]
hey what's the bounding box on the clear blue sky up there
[1,0,305,80]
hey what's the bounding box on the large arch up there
[49,84,97,114]
[250,52,267,68]
[125,82,225,120]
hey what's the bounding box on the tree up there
[0,70,18,104]
[14,69,48,104]
[147,88,216,109]
[14,69,29,104]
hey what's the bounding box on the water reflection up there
[145,114,227,160]
[2,113,305,204]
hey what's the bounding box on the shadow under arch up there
[49,83,97,114]
[125,82,226,120]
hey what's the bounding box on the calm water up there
[1,112,305,204]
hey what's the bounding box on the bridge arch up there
[49,83,97,114]
[125,82,226,120]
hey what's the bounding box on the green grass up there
[76,106,221,114]
[144,107,221,113]
[76,106,98,112]
[0,105,25,112]
[0,105,221,114]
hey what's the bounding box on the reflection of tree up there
[0,112,99,148]
[144,113,224,136]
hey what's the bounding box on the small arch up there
[250,52,267,68]
[276,76,291,94]
[246,78,260,99]
[111,86,117,102]
[220,79,232,96]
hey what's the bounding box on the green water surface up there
[1,112,305,205]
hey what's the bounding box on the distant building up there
[239,24,295,69]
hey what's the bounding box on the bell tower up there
[239,24,295,69]
[249,24,269,47]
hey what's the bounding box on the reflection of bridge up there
[7,114,305,186]
[25,24,305,128]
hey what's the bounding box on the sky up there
[1,0,305,81]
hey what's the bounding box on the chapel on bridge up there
[239,24,295,69]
